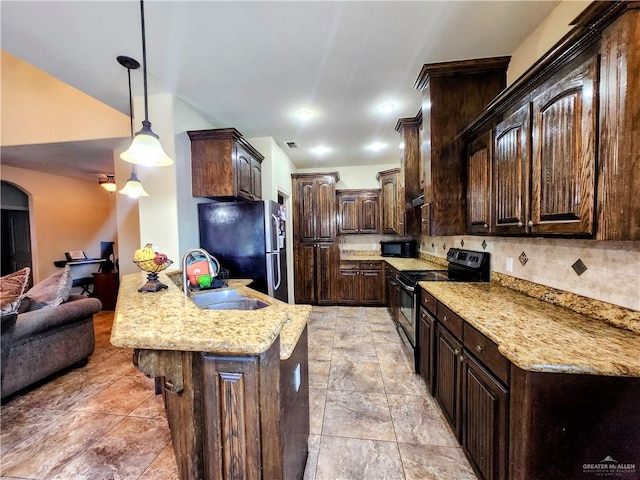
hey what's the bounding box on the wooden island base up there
[134,329,310,480]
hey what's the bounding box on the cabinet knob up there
[453,348,460,356]
[528,220,534,227]
[517,221,523,227]
[483,223,488,228]
[443,315,448,321]
[476,344,484,353]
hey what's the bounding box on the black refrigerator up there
[198,200,288,302]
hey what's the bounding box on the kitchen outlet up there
[294,363,300,392]
[506,257,514,272]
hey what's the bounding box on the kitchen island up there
[111,272,312,480]
[418,280,640,480]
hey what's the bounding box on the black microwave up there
[380,240,417,258]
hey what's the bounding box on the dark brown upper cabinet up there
[393,111,423,236]
[466,130,493,235]
[337,189,380,235]
[293,173,339,243]
[376,169,402,235]
[415,57,510,236]
[188,128,263,201]
[461,2,640,239]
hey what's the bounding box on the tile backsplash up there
[418,235,640,311]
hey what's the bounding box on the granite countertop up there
[419,282,640,377]
[110,272,311,360]
[340,253,445,272]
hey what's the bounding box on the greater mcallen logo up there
[583,456,637,477]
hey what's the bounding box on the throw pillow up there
[25,265,72,311]
[0,267,31,314]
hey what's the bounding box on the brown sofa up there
[1,294,102,400]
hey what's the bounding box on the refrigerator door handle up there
[272,251,281,291]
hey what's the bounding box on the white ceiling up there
[1,1,560,180]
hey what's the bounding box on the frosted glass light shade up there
[118,171,149,198]
[120,121,173,167]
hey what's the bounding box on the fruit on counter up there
[154,253,168,265]
[134,243,156,262]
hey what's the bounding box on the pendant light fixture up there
[99,174,117,192]
[118,55,149,198]
[120,0,173,167]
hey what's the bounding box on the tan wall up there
[1,51,129,146]
[298,163,399,190]
[507,1,591,84]
[1,165,117,283]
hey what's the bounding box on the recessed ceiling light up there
[311,146,331,156]
[368,142,387,152]
[380,103,395,114]
[297,110,312,121]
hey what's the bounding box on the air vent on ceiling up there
[285,141,299,149]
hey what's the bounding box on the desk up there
[53,259,106,295]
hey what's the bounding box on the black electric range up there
[392,248,490,371]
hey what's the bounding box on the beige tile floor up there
[1,307,478,480]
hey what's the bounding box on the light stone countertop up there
[420,282,640,377]
[110,272,311,360]
[340,253,445,272]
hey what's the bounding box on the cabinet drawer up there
[421,290,437,313]
[339,260,360,270]
[360,261,382,270]
[464,324,510,386]
[436,304,463,339]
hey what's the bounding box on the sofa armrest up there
[13,297,103,343]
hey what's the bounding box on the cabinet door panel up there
[338,270,359,304]
[316,181,336,241]
[360,270,383,305]
[359,196,380,233]
[436,325,462,439]
[494,103,530,234]
[294,244,316,304]
[467,132,492,234]
[381,176,399,234]
[251,158,262,201]
[338,195,358,234]
[236,148,253,200]
[531,56,597,235]
[419,306,436,395]
[298,181,317,243]
[316,243,336,304]
[462,354,509,480]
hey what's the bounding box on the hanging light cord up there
[140,0,151,127]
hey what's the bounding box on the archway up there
[1,181,32,282]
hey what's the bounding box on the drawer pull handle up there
[443,315,448,321]
[476,344,484,353]
[453,349,460,356]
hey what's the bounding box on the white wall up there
[298,163,399,190]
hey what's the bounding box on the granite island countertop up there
[111,272,311,360]
[419,281,640,377]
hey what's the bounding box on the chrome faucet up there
[182,248,220,296]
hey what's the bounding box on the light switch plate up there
[506,257,514,272]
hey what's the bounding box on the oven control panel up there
[446,248,489,269]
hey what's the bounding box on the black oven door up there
[396,276,416,348]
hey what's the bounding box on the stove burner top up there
[397,248,491,286]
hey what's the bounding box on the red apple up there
[154,253,168,265]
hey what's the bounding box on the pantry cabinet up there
[292,173,339,304]
[188,128,263,201]
[337,190,380,234]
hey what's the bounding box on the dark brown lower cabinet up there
[435,324,463,440]
[138,331,309,480]
[337,260,385,305]
[419,306,436,395]
[462,352,509,480]
[294,243,336,304]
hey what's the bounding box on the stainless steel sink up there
[191,289,269,311]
